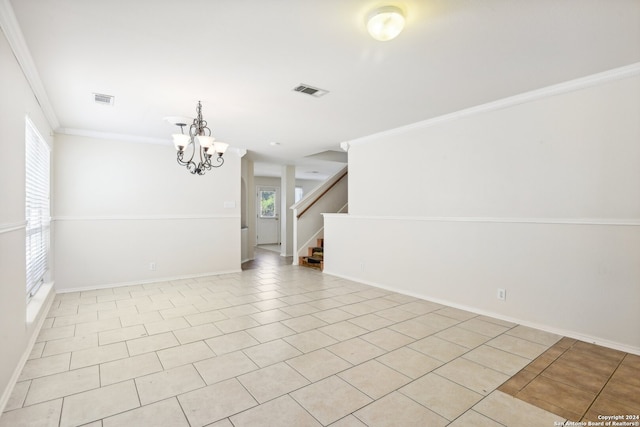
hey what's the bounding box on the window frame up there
[25,116,51,299]
[258,187,277,218]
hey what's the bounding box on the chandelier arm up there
[210,156,224,168]
[185,160,197,174]
[177,147,200,175]
[178,154,193,172]
[176,150,189,167]
[184,140,196,165]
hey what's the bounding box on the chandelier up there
[171,101,229,175]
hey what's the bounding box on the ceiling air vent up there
[93,93,115,106]
[293,84,329,98]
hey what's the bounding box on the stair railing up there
[297,170,348,219]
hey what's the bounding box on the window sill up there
[27,281,54,325]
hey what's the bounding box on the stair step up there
[308,247,324,257]
[300,238,325,271]
[298,255,324,271]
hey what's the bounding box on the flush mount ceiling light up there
[168,101,229,175]
[366,5,405,41]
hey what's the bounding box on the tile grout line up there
[577,347,627,422]
[57,397,64,427]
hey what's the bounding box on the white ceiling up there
[9,0,640,179]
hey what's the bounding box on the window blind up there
[25,116,50,298]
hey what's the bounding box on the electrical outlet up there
[149,262,157,271]
[497,288,506,301]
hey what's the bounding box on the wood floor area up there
[499,337,640,422]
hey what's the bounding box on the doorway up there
[256,186,280,245]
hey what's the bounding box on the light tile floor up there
[2,252,573,426]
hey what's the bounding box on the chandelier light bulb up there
[214,141,229,155]
[172,134,190,151]
[367,5,405,41]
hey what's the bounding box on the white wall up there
[297,179,322,196]
[348,75,640,218]
[0,27,55,410]
[326,70,640,353]
[53,134,242,290]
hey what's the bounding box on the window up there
[25,117,50,298]
[295,187,304,203]
[259,188,276,218]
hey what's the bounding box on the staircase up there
[291,166,347,271]
[299,238,324,270]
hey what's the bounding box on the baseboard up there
[0,282,56,414]
[323,270,640,356]
[55,269,243,294]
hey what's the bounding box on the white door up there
[256,186,280,244]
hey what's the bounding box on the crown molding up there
[347,62,640,146]
[233,147,247,157]
[0,0,59,130]
[57,127,248,157]
[56,128,171,145]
